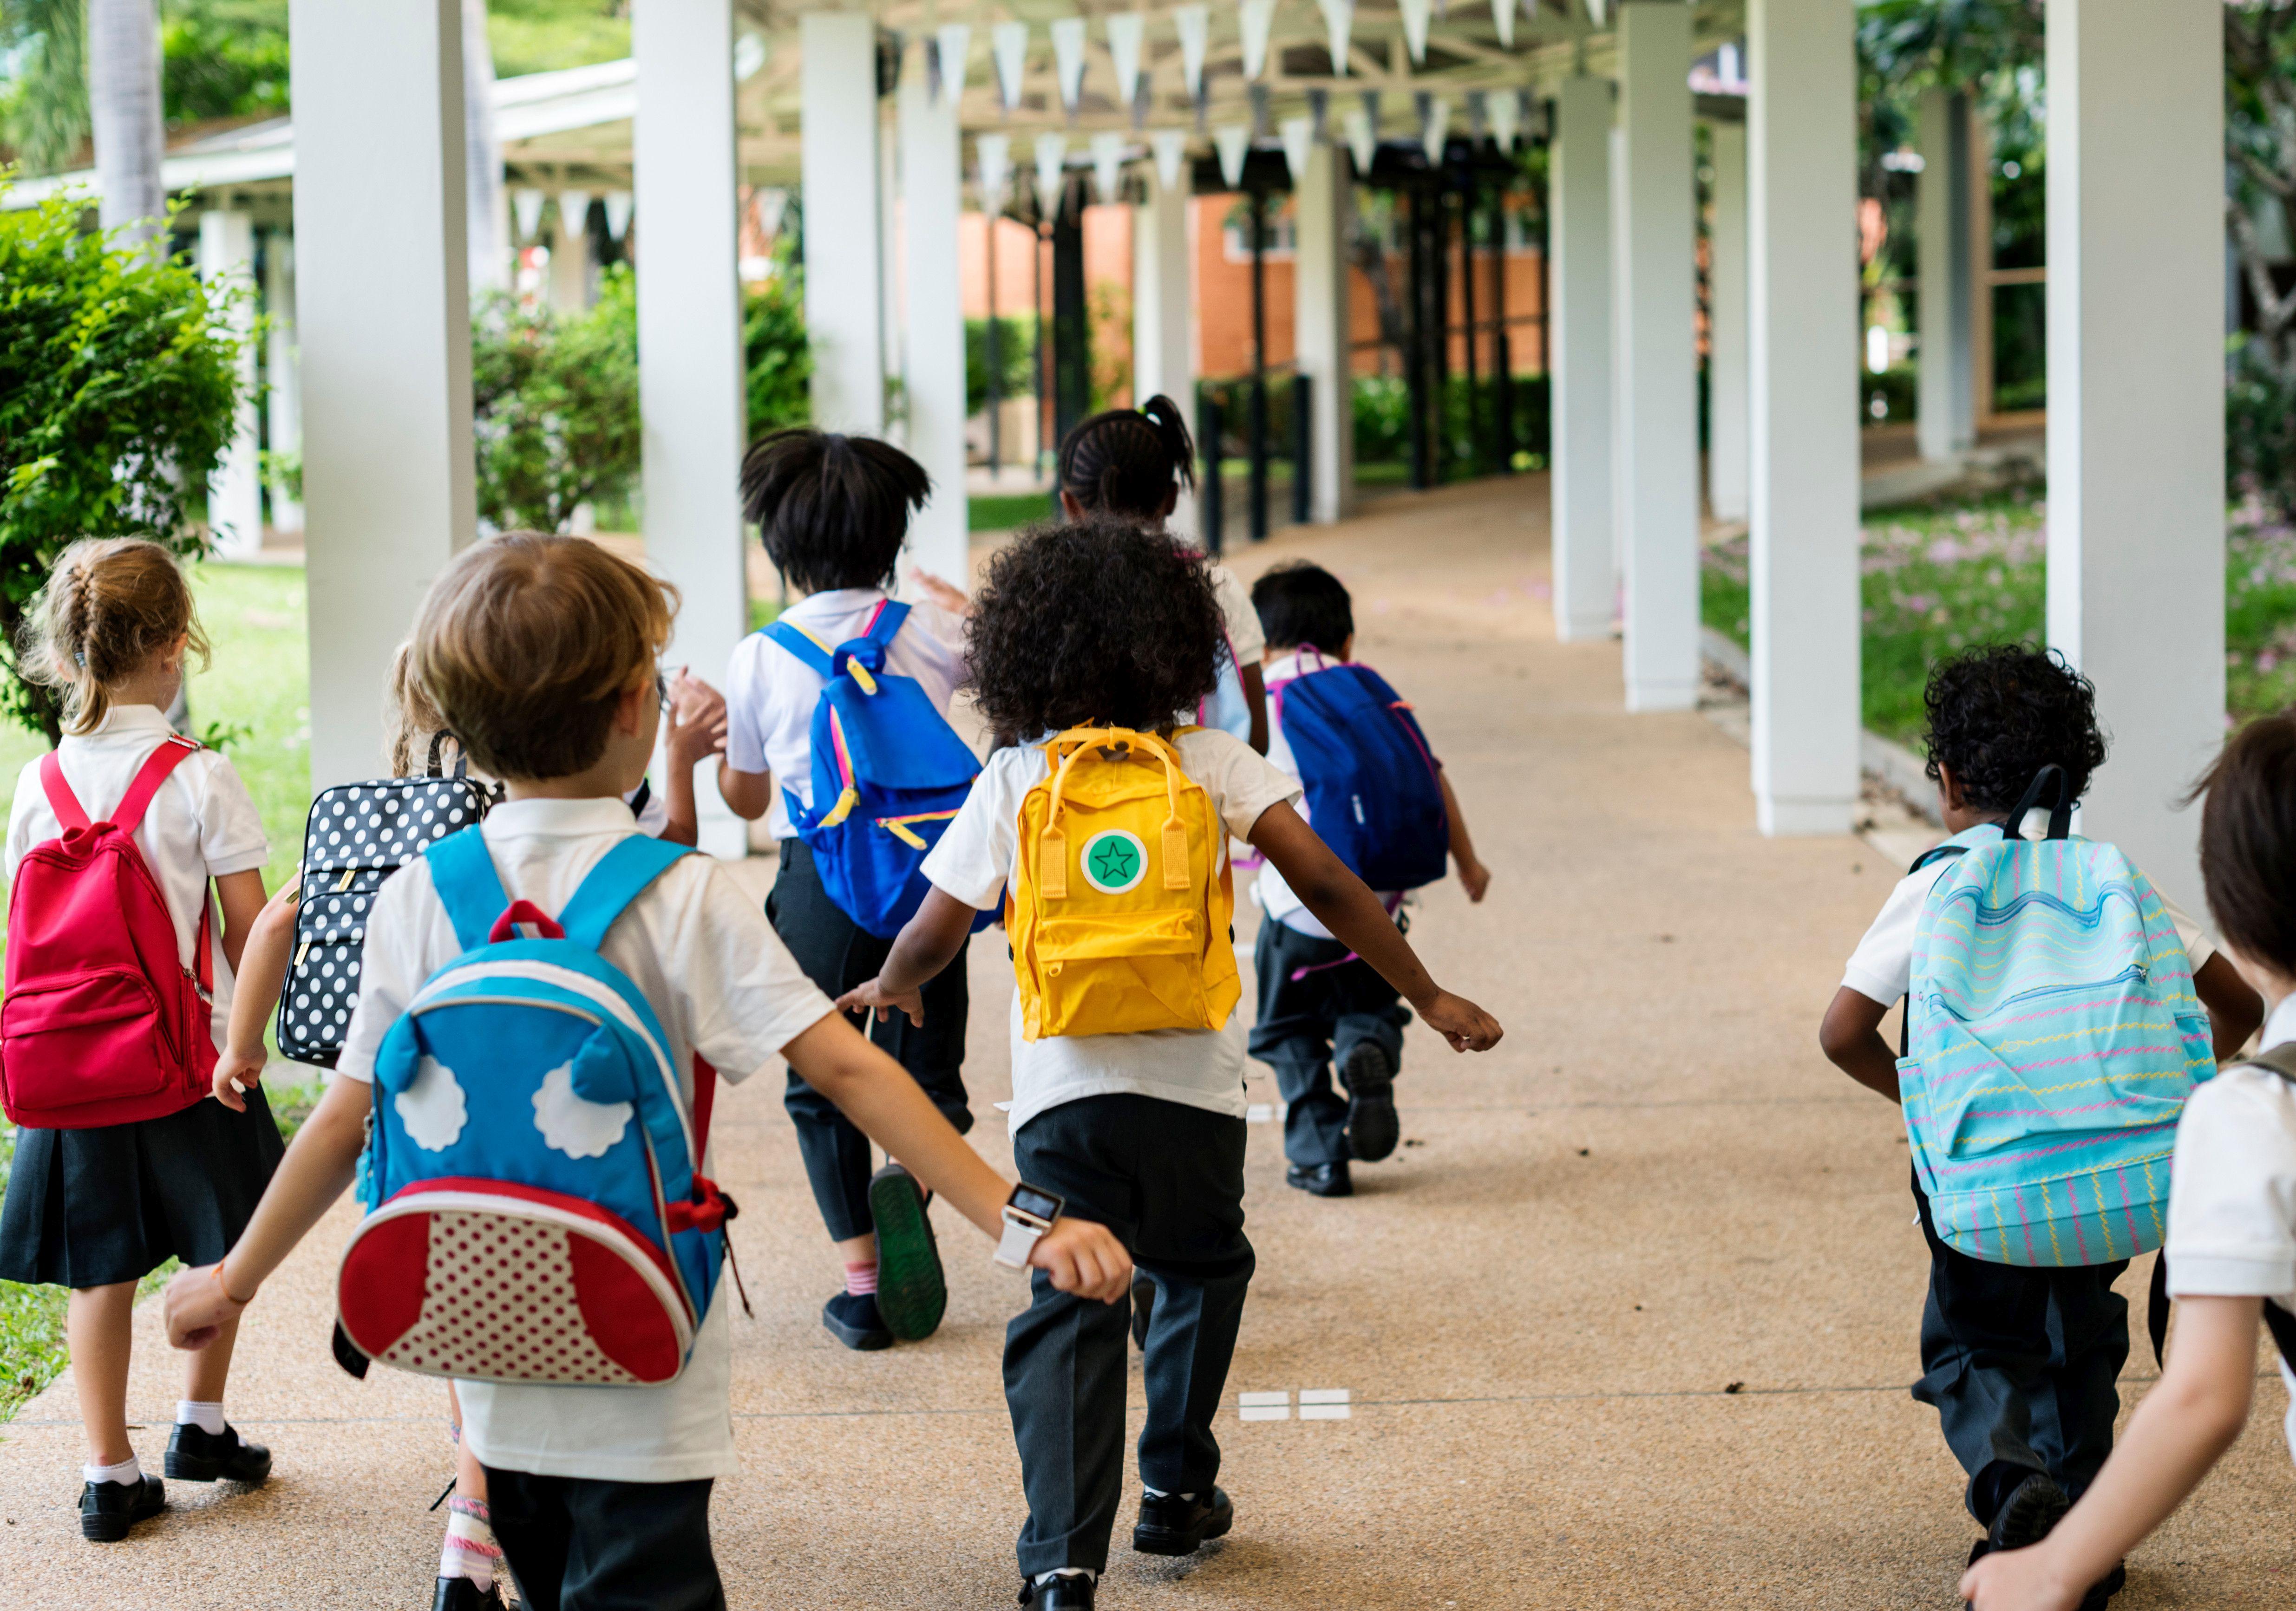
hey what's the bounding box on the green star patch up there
[1079,828,1150,894]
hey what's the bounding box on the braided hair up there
[20,538,207,735]
[1056,395,1197,521]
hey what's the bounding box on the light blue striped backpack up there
[1900,766,2216,1267]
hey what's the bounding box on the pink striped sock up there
[441,1495,501,1591]
[844,1262,879,1297]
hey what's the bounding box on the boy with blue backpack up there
[1245,562,1490,1198]
[162,532,1132,1611]
[718,430,983,1353]
[1818,644,2259,1603]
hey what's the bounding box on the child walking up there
[163,532,1130,1611]
[1963,710,2296,1610]
[1246,561,1491,1197]
[1817,645,2259,1598]
[0,539,277,1541]
[838,517,1503,1610]
[718,430,976,1351]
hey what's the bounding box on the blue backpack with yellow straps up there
[767,601,986,937]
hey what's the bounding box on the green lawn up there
[970,492,1053,532]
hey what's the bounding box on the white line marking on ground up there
[1238,1390,1291,1421]
[1298,1388,1351,1421]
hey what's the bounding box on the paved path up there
[4,476,2291,1608]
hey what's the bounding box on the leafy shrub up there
[0,189,249,739]
[2228,334,2296,524]
[471,266,642,534]
[744,274,811,440]
[967,315,1034,416]
[1353,375,1551,470]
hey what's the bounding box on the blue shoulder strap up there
[426,826,511,952]
[863,600,910,646]
[764,618,836,675]
[556,833,693,952]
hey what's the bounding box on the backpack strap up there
[556,833,693,953]
[425,826,513,953]
[38,752,89,831]
[861,599,909,646]
[764,618,837,675]
[2003,764,2074,841]
[42,735,201,836]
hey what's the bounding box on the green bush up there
[745,274,811,440]
[1352,375,1551,471]
[2228,334,2296,524]
[471,266,642,534]
[0,189,250,740]
[1863,364,1918,427]
[967,315,1034,417]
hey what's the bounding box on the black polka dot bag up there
[277,736,499,1068]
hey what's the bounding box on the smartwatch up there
[994,1182,1066,1270]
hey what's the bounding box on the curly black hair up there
[1922,643,2109,814]
[968,515,1224,743]
[1057,395,1196,518]
[739,429,929,594]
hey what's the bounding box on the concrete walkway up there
[4,476,2291,1608]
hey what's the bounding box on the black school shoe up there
[164,1422,272,1485]
[1133,1487,1234,1556]
[1988,1470,2070,1553]
[1019,1572,1096,1609]
[1287,1160,1353,1197]
[822,1289,894,1350]
[79,1474,165,1542]
[1340,1042,1400,1162]
[869,1162,948,1342]
[432,1577,512,1611]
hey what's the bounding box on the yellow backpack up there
[1008,726,1240,1041]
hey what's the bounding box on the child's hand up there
[1959,1544,2086,1611]
[666,670,728,770]
[1455,856,1491,903]
[907,567,974,617]
[164,1262,250,1350]
[212,1045,265,1113]
[834,976,926,1027]
[1419,990,1503,1052]
[1028,1216,1133,1303]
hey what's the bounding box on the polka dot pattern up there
[378,1208,639,1386]
[280,777,496,1067]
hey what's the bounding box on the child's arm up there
[659,671,729,848]
[781,1010,1131,1299]
[1439,771,1490,902]
[2194,953,2265,1061]
[215,867,268,975]
[1249,801,1501,1051]
[1818,987,1901,1102]
[1239,663,1269,755]
[163,1072,372,1347]
[1959,1295,2261,1611]
[214,875,301,1111]
[907,567,974,617]
[837,888,980,1025]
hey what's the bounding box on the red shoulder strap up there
[110,737,201,835]
[692,1055,718,1161]
[38,752,89,830]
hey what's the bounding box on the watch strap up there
[994,1217,1044,1270]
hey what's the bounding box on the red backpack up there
[1,736,218,1129]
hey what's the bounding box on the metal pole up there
[1405,186,1429,490]
[1034,218,1050,483]
[1490,177,1514,472]
[1431,183,1451,483]
[987,212,1002,474]
[1199,390,1226,555]
[1291,372,1313,525]
[1459,159,1481,475]
[1248,186,1270,541]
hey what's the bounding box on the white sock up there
[441,1495,501,1591]
[84,1455,142,1487]
[1140,1487,1195,1501]
[177,1399,227,1436]
[1034,1569,1095,1585]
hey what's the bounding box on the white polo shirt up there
[723,589,969,840]
[3,704,268,1052]
[334,796,836,1482]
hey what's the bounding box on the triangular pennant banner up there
[1317,0,1354,75]
[1487,87,1521,152]
[1035,133,1070,216]
[1491,0,1515,50]
[1586,0,1609,23]
[1051,17,1088,112]
[1342,105,1376,175]
[1241,0,1279,80]
[992,21,1031,111]
[1214,124,1253,189]
[1420,94,1449,162]
[512,188,546,243]
[558,189,593,238]
[1091,132,1128,203]
[1151,129,1191,191]
[977,133,1013,215]
[1176,5,1210,100]
[935,23,971,102]
[603,192,633,242]
[1399,0,1432,64]
[1279,116,1316,186]
[751,187,787,239]
[1107,13,1146,109]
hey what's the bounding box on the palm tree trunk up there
[463,0,507,294]
[86,0,164,251]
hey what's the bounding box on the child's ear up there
[1936,763,1965,814]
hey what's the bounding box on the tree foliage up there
[0,188,248,739]
[471,264,642,535]
[2226,1,2296,517]
[744,272,811,440]
[159,0,291,125]
[0,0,90,174]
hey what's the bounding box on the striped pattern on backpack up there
[1901,813,2215,1268]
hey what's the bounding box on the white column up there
[803,13,887,433]
[1917,87,1976,462]
[288,0,474,790]
[1614,0,1701,711]
[1706,119,1749,523]
[899,59,971,587]
[1134,170,1201,544]
[2045,0,2224,908]
[199,209,263,560]
[262,228,303,535]
[1747,0,1859,836]
[1292,140,1355,525]
[635,0,748,860]
[1549,76,1615,642]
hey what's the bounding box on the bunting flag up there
[603,192,633,242]
[1278,116,1316,186]
[1240,0,1279,80]
[1091,132,1128,203]
[558,189,593,239]
[1051,18,1088,112]
[1176,5,1210,100]
[1316,0,1354,74]
[977,133,1014,215]
[1398,0,1432,64]
[1491,0,1515,49]
[1420,93,1449,162]
[1342,105,1376,175]
[1151,129,1191,191]
[512,189,546,243]
[992,21,1030,111]
[935,23,971,103]
[750,187,787,239]
[1034,132,1070,216]
[1107,13,1146,109]
[1586,0,1609,23]
[1487,87,1521,152]
[1213,124,1253,189]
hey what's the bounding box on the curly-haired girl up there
[837,515,1501,1611]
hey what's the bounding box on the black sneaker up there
[821,1289,894,1350]
[1988,1470,2070,1553]
[164,1421,272,1485]
[1286,1160,1353,1197]
[79,1474,165,1542]
[432,1577,511,1611]
[1019,1572,1096,1609]
[1340,1042,1400,1162]
[868,1162,947,1342]
[1133,1486,1234,1556]
[1130,1272,1156,1351]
